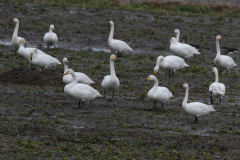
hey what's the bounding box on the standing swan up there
[214,35,237,74]
[101,54,120,98]
[182,83,216,124]
[209,67,225,104]
[11,18,23,54]
[154,55,189,76]
[43,24,58,49]
[170,37,200,60]
[64,69,102,109]
[174,29,180,42]
[108,21,133,57]
[63,58,94,85]
[147,75,173,110]
[29,49,61,69]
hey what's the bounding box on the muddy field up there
[0,1,240,159]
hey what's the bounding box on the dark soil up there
[0,1,240,159]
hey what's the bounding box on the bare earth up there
[0,1,240,159]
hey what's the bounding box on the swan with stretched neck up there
[209,67,225,104]
[154,55,189,76]
[147,75,173,110]
[63,58,94,85]
[214,35,237,74]
[170,37,200,60]
[174,29,180,42]
[43,24,58,49]
[64,69,102,109]
[11,18,24,54]
[29,48,61,69]
[101,54,120,98]
[182,83,215,124]
[108,21,133,57]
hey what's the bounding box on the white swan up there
[43,24,58,49]
[170,37,200,60]
[29,48,61,69]
[174,29,180,42]
[101,54,120,98]
[147,75,173,110]
[63,58,94,85]
[11,18,23,53]
[214,35,237,74]
[154,55,189,76]
[209,67,225,104]
[108,21,133,57]
[64,69,102,109]
[182,83,216,124]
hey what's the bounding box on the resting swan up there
[43,24,58,49]
[64,69,102,109]
[63,58,94,85]
[170,37,200,60]
[147,75,173,110]
[214,35,237,74]
[182,83,216,124]
[209,67,225,104]
[108,21,133,57]
[154,55,189,76]
[11,18,24,53]
[101,54,120,98]
[174,29,180,42]
[29,48,61,68]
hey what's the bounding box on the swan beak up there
[65,71,69,75]
[13,19,14,22]
[182,84,184,87]
[23,41,26,45]
[147,77,150,81]
[52,28,54,31]
[114,57,116,61]
[219,37,222,40]
[30,55,32,61]
[154,71,156,75]
[174,30,175,33]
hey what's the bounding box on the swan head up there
[30,48,37,61]
[13,18,19,23]
[109,21,114,26]
[170,37,177,44]
[182,83,189,88]
[216,35,222,40]
[64,69,74,75]
[50,25,54,31]
[63,57,68,65]
[19,38,26,46]
[147,75,156,81]
[110,54,116,61]
[153,67,158,75]
[174,29,180,34]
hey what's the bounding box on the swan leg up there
[227,69,229,74]
[161,102,164,108]
[117,51,122,57]
[220,98,222,103]
[54,45,56,49]
[81,101,84,109]
[194,116,198,124]
[112,90,115,98]
[152,101,156,110]
[103,90,106,98]
[15,50,17,55]
[172,71,174,77]
[78,100,81,109]
[169,70,171,76]
[220,69,222,74]
[210,91,213,104]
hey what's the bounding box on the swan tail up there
[184,64,189,67]
[207,105,215,111]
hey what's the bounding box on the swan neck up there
[13,21,19,38]
[214,70,219,83]
[64,63,68,73]
[110,59,116,78]
[49,28,53,33]
[216,39,221,56]
[108,24,114,42]
[70,72,77,84]
[182,87,189,107]
[152,78,159,93]
[176,32,180,42]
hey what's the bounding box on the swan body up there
[214,35,237,73]
[11,18,23,51]
[63,58,94,85]
[170,37,200,59]
[209,67,225,103]
[101,54,120,98]
[154,55,189,76]
[44,25,58,48]
[64,69,102,109]
[182,83,215,124]
[181,35,200,49]
[108,21,133,56]
[174,29,180,42]
[29,48,61,68]
[147,75,173,109]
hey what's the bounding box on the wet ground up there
[0,1,240,159]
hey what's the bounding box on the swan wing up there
[209,82,225,95]
[164,55,189,70]
[109,39,133,52]
[75,72,95,84]
[186,102,215,116]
